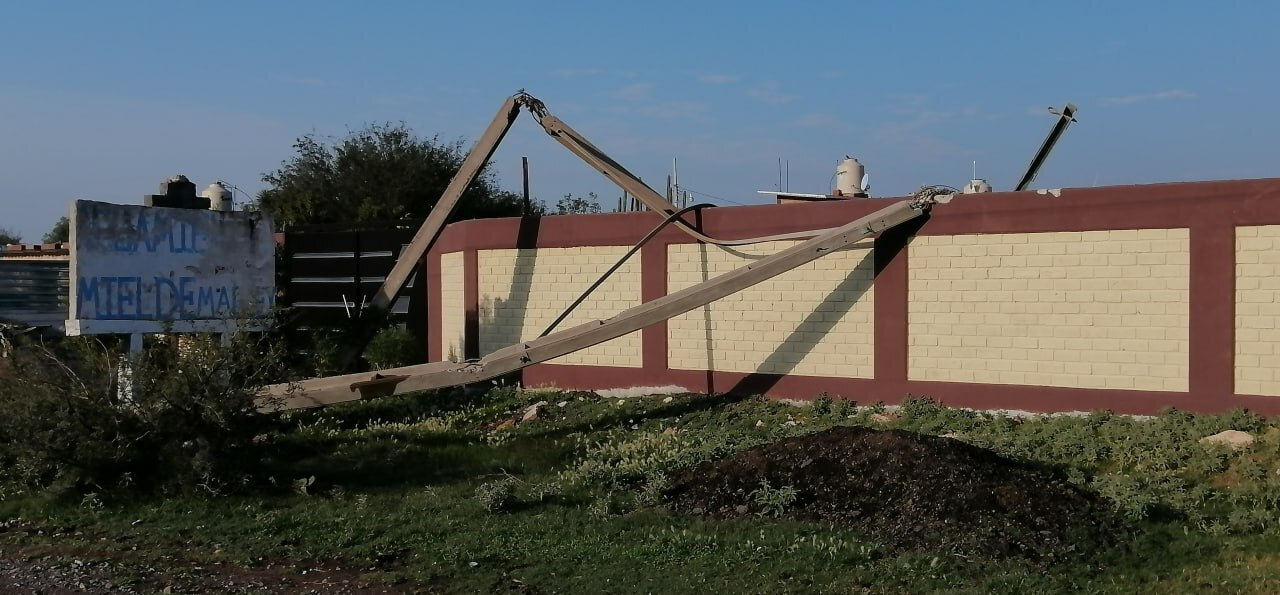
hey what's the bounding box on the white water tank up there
[202,182,234,211]
[962,179,993,194]
[834,157,866,197]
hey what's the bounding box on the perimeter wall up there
[426,178,1280,415]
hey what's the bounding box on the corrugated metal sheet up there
[0,259,69,326]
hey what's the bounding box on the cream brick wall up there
[667,241,875,378]
[1235,226,1280,396]
[477,247,642,367]
[909,230,1190,391]
[440,252,466,362]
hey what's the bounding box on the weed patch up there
[0,330,288,497]
[3,388,1280,593]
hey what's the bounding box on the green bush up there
[0,330,289,497]
[638,473,672,507]
[364,325,423,370]
[475,476,519,513]
[811,394,833,416]
[750,479,799,518]
[303,329,344,377]
[562,428,767,489]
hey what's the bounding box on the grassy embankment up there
[4,387,1280,593]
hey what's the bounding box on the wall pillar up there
[1188,220,1236,400]
[463,249,479,360]
[427,250,443,362]
[641,240,669,373]
[872,219,922,395]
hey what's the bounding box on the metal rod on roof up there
[521,156,531,215]
[1015,103,1078,192]
[673,157,679,200]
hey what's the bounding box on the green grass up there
[4,388,1280,593]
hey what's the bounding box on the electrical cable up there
[518,92,848,247]
[539,202,715,337]
[680,187,753,207]
[540,93,952,338]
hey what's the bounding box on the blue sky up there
[2,1,1277,242]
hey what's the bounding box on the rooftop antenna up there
[672,157,679,199]
[963,160,993,193]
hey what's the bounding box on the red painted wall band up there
[641,240,669,373]
[463,249,479,360]
[1189,221,1236,400]
[430,179,1280,415]
[427,249,443,362]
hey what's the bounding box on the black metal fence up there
[279,221,425,336]
[0,256,70,327]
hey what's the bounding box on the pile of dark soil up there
[666,426,1121,562]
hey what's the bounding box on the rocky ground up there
[0,553,133,595]
[0,522,420,594]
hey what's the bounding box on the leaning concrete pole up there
[368,96,523,315]
[259,196,932,412]
[335,96,524,369]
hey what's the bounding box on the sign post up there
[67,199,276,336]
[66,199,276,398]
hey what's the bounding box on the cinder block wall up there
[1236,226,1280,396]
[439,251,465,362]
[476,247,641,367]
[427,179,1280,415]
[667,242,875,378]
[909,230,1190,391]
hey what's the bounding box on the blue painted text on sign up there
[108,211,207,254]
[75,276,273,320]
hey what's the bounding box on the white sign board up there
[68,200,275,334]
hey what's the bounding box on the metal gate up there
[280,222,425,335]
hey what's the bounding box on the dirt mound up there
[666,426,1119,562]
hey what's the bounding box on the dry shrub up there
[0,328,289,496]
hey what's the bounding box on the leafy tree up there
[0,228,21,245]
[256,122,530,228]
[42,217,69,243]
[555,192,602,215]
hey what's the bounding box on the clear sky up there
[2,1,1277,242]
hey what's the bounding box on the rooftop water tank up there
[834,157,867,197]
[202,182,234,211]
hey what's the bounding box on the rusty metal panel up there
[0,259,70,326]
[70,200,276,323]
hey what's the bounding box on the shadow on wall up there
[466,218,541,363]
[689,240,828,394]
[477,230,648,369]
[477,291,536,356]
[728,248,874,396]
[727,218,923,396]
[464,216,888,395]
[473,237,874,393]
[698,239,715,393]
